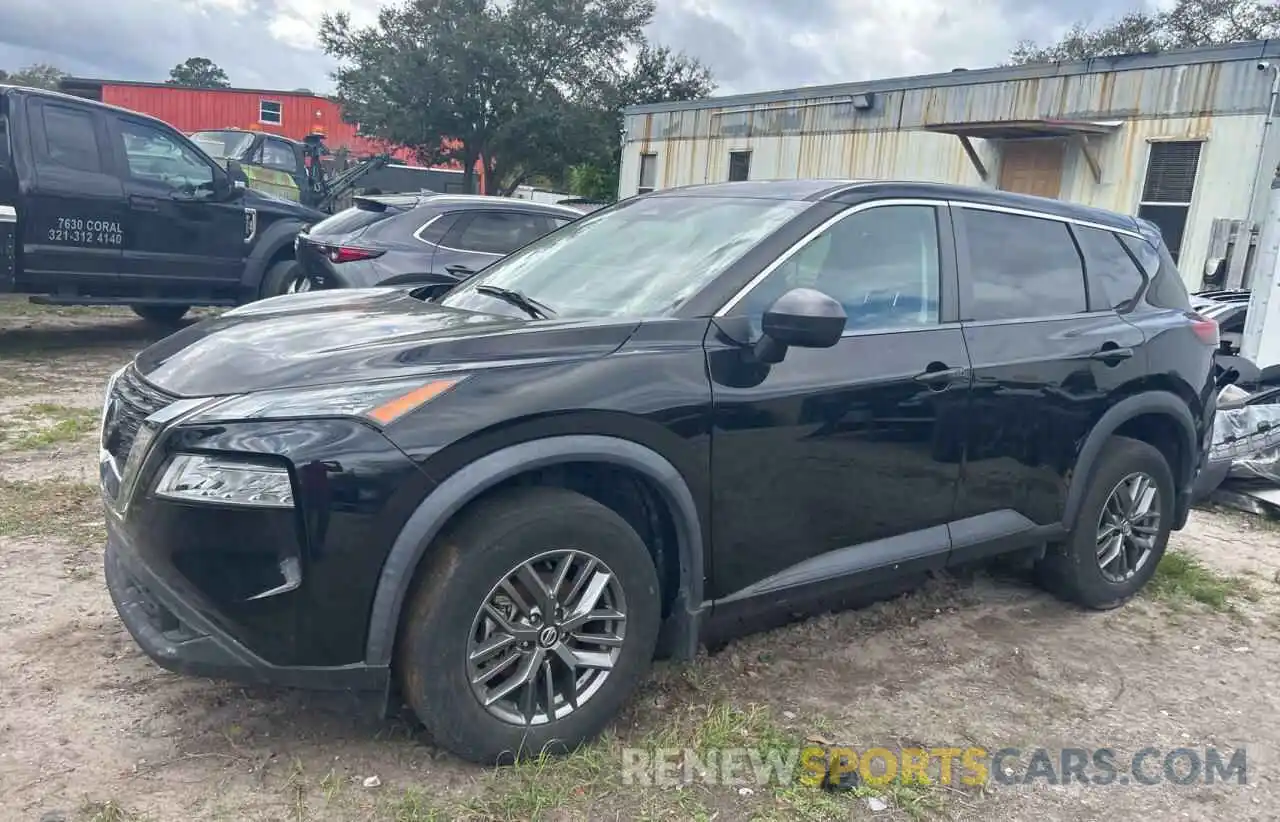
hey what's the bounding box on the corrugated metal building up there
[620,40,1280,286]
[58,78,408,158]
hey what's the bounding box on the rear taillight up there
[1188,312,1219,347]
[326,245,384,264]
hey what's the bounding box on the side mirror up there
[754,287,846,364]
[225,159,249,190]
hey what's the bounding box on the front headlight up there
[184,375,466,427]
[100,365,127,446]
[156,454,294,508]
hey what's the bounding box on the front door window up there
[736,204,942,332]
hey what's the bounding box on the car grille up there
[103,366,175,465]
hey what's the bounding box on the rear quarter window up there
[1074,225,1146,311]
[1120,234,1191,311]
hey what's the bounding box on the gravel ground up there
[2,295,1277,822]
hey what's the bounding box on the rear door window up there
[1073,225,1146,311]
[412,212,457,246]
[446,211,551,255]
[38,104,103,174]
[958,208,1087,321]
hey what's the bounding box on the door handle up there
[128,195,159,212]
[445,265,475,277]
[1089,346,1134,364]
[913,364,967,386]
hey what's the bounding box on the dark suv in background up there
[295,193,583,290]
[101,179,1217,766]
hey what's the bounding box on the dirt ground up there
[2,295,1279,822]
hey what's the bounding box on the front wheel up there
[397,486,662,764]
[258,259,311,298]
[1035,436,1174,609]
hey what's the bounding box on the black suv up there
[101,179,1218,764]
[295,193,582,291]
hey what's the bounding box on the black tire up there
[258,259,306,299]
[130,304,189,325]
[1035,435,1174,610]
[397,485,662,765]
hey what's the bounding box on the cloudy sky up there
[1,0,1165,96]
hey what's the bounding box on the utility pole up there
[1242,164,1280,369]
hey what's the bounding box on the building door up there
[998,140,1064,199]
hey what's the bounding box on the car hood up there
[134,287,640,397]
[242,187,326,222]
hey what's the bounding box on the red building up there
[58,78,476,179]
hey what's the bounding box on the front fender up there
[1063,391,1198,528]
[363,434,706,667]
[240,219,305,292]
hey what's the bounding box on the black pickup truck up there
[0,85,326,323]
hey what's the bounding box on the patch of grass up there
[1146,549,1257,611]
[398,701,949,822]
[0,479,102,542]
[79,799,140,822]
[2,402,99,450]
[389,791,451,821]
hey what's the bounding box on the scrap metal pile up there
[1192,290,1280,513]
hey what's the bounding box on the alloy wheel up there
[1096,471,1161,583]
[285,274,313,294]
[466,549,627,726]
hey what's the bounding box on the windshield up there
[190,130,255,160]
[438,195,811,319]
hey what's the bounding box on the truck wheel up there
[397,486,662,765]
[259,259,309,298]
[1035,436,1174,610]
[130,304,189,325]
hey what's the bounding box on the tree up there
[1009,0,1280,64]
[567,44,715,200]
[1,63,68,90]
[319,0,707,196]
[166,57,231,88]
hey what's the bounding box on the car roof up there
[409,193,585,218]
[192,127,300,144]
[649,178,1141,233]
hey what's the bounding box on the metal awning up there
[923,119,1122,183]
[922,119,1123,139]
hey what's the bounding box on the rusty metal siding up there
[1057,114,1270,283]
[620,48,1278,290]
[626,58,1274,146]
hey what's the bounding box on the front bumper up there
[105,531,388,692]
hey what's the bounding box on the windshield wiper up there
[475,285,556,320]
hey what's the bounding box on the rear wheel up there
[1035,436,1174,609]
[129,304,189,325]
[259,259,309,298]
[397,486,662,764]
